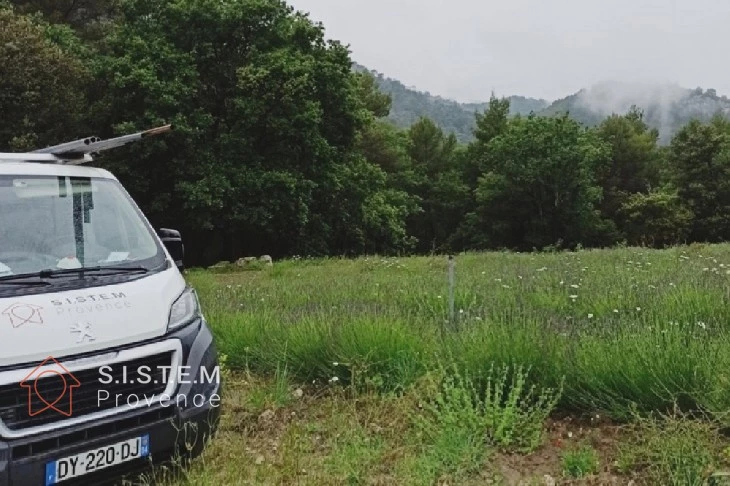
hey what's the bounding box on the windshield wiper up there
[0,277,52,287]
[0,263,160,285]
[38,265,150,278]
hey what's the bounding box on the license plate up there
[45,434,150,485]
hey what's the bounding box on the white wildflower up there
[588,313,594,318]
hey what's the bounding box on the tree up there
[617,189,692,247]
[668,117,730,242]
[352,71,391,119]
[594,107,662,239]
[466,115,610,250]
[90,0,413,262]
[356,120,411,175]
[307,153,418,255]
[0,5,90,151]
[404,118,468,252]
[349,73,421,254]
[472,94,511,148]
[463,94,511,188]
[9,0,119,38]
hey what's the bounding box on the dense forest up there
[3,0,730,266]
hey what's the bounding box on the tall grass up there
[189,243,730,420]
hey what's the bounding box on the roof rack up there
[0,124,173,165]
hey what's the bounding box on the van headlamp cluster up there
[168,287,201,331]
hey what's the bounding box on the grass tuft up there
[617,408,725,486]
[561,444,600,478]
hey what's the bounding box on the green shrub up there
[617,409,723,486]
[561,444,599,478]
[414,363,562,455]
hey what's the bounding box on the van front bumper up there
[0,318,221,486]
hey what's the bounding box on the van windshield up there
[0,175,166,277]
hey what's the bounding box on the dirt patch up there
[496,417,627,485]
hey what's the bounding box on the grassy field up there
[154,244,730,485]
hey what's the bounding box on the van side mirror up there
[158,228,184,272]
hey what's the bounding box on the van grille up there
[0,352,173,431]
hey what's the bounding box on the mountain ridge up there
[353,63,549,143]
[354,63,730,144]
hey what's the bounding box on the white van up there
[0,126,221,485]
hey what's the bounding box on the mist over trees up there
[362,65,730,145]
[3,0,730,265]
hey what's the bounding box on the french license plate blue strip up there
[141,433,150,456]
[45,461,56,486]
[44,434,150,486]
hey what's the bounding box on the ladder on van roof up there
[0,124,173,165]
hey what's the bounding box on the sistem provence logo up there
[17,356,222,420]
[20,356,80,417]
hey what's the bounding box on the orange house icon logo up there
[20,357,81,417]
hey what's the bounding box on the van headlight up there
[168,287,201,331]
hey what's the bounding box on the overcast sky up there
[288,0,730,103]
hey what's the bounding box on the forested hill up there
[540,82,730,143]
[352,63,549,142]
[355,64,730,144]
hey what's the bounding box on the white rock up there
[258,409,274,422]
[235,256,258,267]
